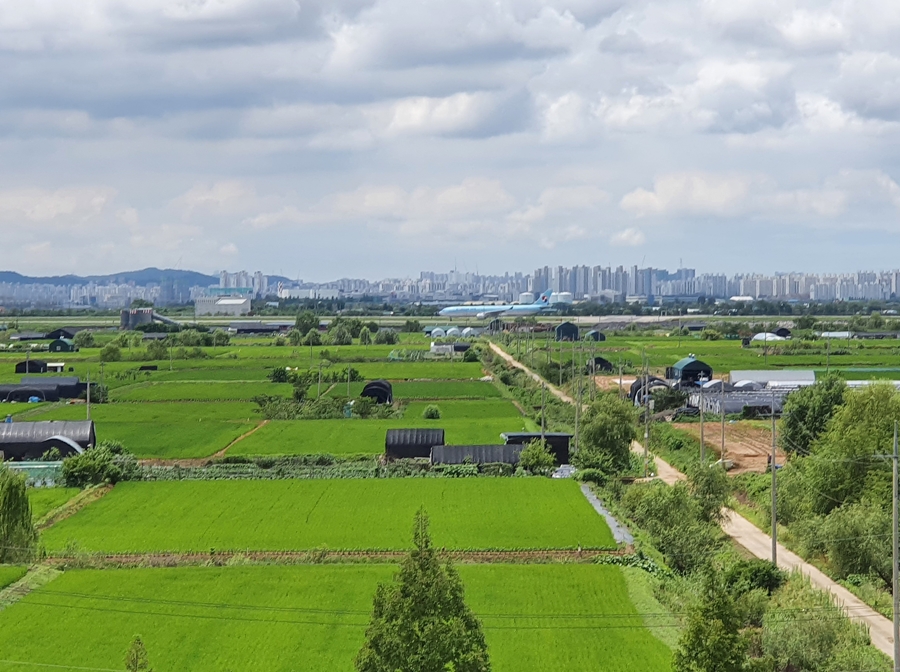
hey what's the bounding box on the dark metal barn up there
[555,322,579,342]
[14,360,47,374]
[385,428,445,459]
[361,380,393,404]
[500,432,571,464]
[0,421,95,460]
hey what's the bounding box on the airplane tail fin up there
[536,290,552,305]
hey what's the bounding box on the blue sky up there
[1,0,899,281]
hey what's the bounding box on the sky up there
[1,0,899,281]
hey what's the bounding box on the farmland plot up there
[0,565,671,672]
[41,479,615,552]
[27,487,80,521]
[111,381,293,402]
[328,380,501,399]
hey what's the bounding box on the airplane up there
[438,290,554,320]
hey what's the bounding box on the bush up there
[73,331,95,348]
[61,441,139,487]
[576,468,606,486]
[269,367,289,383]
[723,559,786,596]
[422,404,441,419]
[374,329,400,345]
[463,348,479,362]
[518,439,556,475]
[99,343,122,362]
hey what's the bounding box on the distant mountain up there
[0,267,219,287]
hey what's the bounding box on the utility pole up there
[318,361,323,397]
[347,364,351,399]
[699,384,705,463]
[771,389,778,565]
[826,339,830,373]
[540,383,546,440]
[618,361,623,398]
[643,353,649,478]
[86,369,91,421]
[575,364,582,454]
[893,421,899,672]
[721,379,726,464]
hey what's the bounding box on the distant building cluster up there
[3,266,900,311]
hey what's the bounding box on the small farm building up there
[585,356,614,373]
[500,432,571,464]
[49,338,76,353]
[361,380,393,404]
[774,327,792,338]
[0,420,95,460]
[45,327,83,340]
[584,330,606,342]
[555,322,579,342]
[9,332,46,342]
[21,377,87,399]
[729,370,815,385]
[431,444,523,465]
[385,428,445,460]
[14,360,47,374]
[629,376,670,404]
[667,357,712,384]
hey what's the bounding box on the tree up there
[295,310,318,334]
[0,465,38,563]
[287,328,303,346]
[303,329,322,346]
[125,636,152,672]
[519,439,556,475]
[356,510,491,672]
[212,330,230,347]
[403,319,421,333]
[779,374,846,455]
[366,321,380,334]
[329,324,353,346]
[673,570,746,672]
[374,329,399,345]
[130,299,154,309]
[100,343,122,362]
[359,327,372,346]
[73,330,95,348]
[146,340,168,361]
[686,463,731,525]
[573,394,638,473]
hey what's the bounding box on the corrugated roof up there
[0,421,95,445]
[385,428,445,447]
[729,370,816,384]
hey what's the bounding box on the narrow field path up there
[0,566,61,611]
[491,340,896,658]
[37,484,113,531]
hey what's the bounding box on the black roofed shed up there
[385,428,445,460]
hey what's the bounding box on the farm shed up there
[0,420,95,461]
[9,332,46,342]
[555,322,579,342]
[45,327,84,340]
[584,330,606,342]
[728,370,815,386]
[585,356,614,373]
[0,384,61,402]
[385,428,445,459]
[21,377,87,399]
[774,327,792,338]
[14,360,47,374]
[49,338,76,353]
[667,357,712,384]
[431,444,523,465]
[361,380,393,405]
[629,376,670,404]
[500,432,571,465]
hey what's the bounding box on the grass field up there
[228,412,531,456]
[111,381,293,402]
[0,565,27,591]
[42,479,614,552]
[0,564,671,672]
[328,380,501,399]
[27,487,80,521]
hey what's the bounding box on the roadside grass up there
[41,479,615,552]
[0,564,670,672]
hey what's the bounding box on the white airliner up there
[438,291,554,320]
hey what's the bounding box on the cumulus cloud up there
[2,0,900,275]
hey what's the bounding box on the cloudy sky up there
[1,0,899,280]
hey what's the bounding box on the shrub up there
[374,329,400,345]
[73,331,95,348]
[61,441,139,487]
[422,404,441,419]
[269,367,289,383]
[354,397,375,418]
[518,439,556,475]
[576,468,606,486]
[463,348,479,362]
[99,343,122,362]
[723,559,786,596]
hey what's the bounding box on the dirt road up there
[489,342,896,657]
[634,439,895,657]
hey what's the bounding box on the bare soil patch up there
[672,421,786,474]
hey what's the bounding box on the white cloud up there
[620,173,753,217]
[610,227,645,246]
[173,181,256,218]
[0,187,115,226]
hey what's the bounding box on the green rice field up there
[27,487,80,521]
[227,413,531,456]
[0,564,671,672]
[327,380,501,399]
[0,565,27,591]
[42,479,615,552]
[110,381,293,402]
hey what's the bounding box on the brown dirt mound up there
[672,421,786,474]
